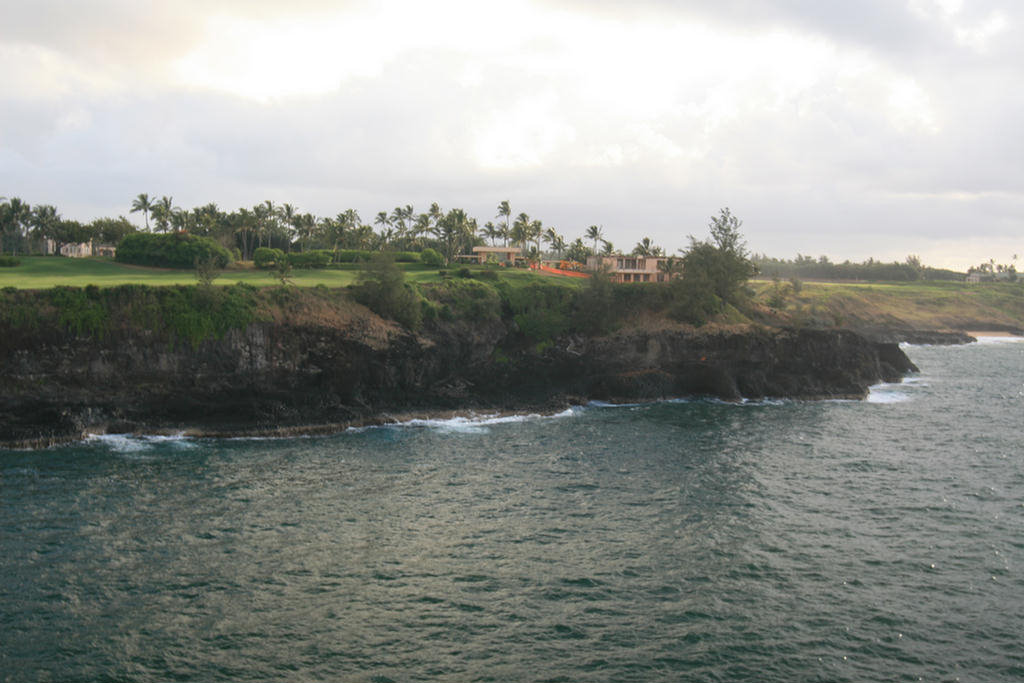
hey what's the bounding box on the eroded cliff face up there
[0,312,916,448]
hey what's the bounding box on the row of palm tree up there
[6,192,671,266]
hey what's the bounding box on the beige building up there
[585,254,677,283]
[470,246,520,264]
[42,239,117,258]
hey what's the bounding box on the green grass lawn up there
[751,278,1023,329]
[0,256,582,290]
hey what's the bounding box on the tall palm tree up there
[278,203,298,248]
[586,225,604,255]
[434,208,475,264]
[632,237,659,257]
[374,211,392,247]
[511,212,531,253]
[482,221,502,246]
[542,226,561,255]
[552,235,567,258]
[496,200,511,244]
[601,239,615,256]
[151,196,175,232]
[528,219,543,254]
[130,193,153,231]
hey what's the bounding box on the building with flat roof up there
[585,254,678,283]
[470,246,520,264]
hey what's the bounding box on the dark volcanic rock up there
[856,328,976,345]
[0,318,918,447]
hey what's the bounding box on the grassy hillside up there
[1,257,1019,334]
[751,280,1024,332]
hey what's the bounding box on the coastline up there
[1,320,920,450]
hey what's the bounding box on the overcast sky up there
[1,0,1021,268]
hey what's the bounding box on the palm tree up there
[434,208,475,264]
[389,204,414,246]
[542,227,562,255]
[130,193,152,230]
[496,200,511,244]
[632,237,659,257]
[410,212,431,250]
[374,211,393,247]
[552,235,567,258]
[511,212,531,253]
[151,196,175,232]
[528,219,543,255]
[601,239,615,256]
[278,203,298,248]
[586,225,604,255]
[658,255,684,281]
[2,198,28,255]
[232,208,256,260]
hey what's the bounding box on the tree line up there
[2,194,682,266]
[752,253,966,282]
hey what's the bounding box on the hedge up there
[116,233,232,269]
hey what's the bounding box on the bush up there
[254,247,285,269]
[420,248,443,267]
[572,271,617,335]
[421,279,502,323]
[352,254,422,329]
[0,256,20,267]
[502,281,575,342]
[116,232,232,269]
[392,251,421,263]
[334,250,373,263]
[287,250,332,269]
[669,271,721,326]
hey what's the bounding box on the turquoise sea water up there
[2,339,1022,682]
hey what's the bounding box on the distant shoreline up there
[964,330,1022,338]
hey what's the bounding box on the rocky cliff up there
[0,308,917,448]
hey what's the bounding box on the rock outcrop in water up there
[0,306,917,448]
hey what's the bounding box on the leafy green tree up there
[30,204,60,251]
[51,219,96,251]
[572,269,616,335]
[352,253,422,329]
[89,216,136,245]
[657,255,683,280]
[254,246,286,269]
[566,238,589,263]
[676,207,757,314]
[1,197,31,255]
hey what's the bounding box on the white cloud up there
[1,0,1022,269]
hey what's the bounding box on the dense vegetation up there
[0,283,261,348]
[116,233,233,269]
[753,254,964,282]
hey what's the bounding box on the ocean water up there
[2,339,1022,682]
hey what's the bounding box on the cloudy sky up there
[1,0,1021,268]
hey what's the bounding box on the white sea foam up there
[866,383,911,403]
[394,409,578,434]
[87,433,195,452]
[974,335,1024,345]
